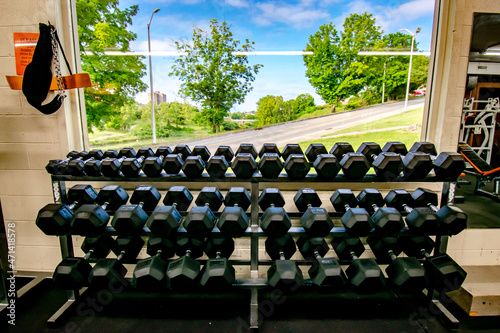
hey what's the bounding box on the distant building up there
[149,91,167,105]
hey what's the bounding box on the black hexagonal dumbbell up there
[191,145,211,162]
[70,185,129,236]
[293,188,333,237]
[182,155,206,178]
[218,187,251,238]
[399,236,467,292]
[381,142,431,180]
[330,142,370,179]
[163,153,185,175]
[408,142,465,180]
[297,236,346,293]
[131,236,176,293]
[357,142,403,181]
[258,153,283,178]
[356,188,405,235]
[200,234,236,291]
[259,188,291,237]
[81,150,119,177]
[313,153,341,179]
[232,144,258,179]
[331,237,386,294]
[183,187,221,237]
[411,188,468,236]
[120,147,155,177]
[111,185,161,236]
[206,155,229,179]
[305,143,328,163]
[259,143,281,157]
[330,189,373,237]
[146,186,193,238]
[52,234,115,290]
[88,235,144,289]
[367,236,427,294]
[283,144,310,179]
[265,234,304,294]
[65,149,104,176]
[167,235,204,291]
[45,150,88,175]
[215,145,235,163]
[141,146,173,177]
[385,189,439,235]
[172,144,192,161]
[99,148,137,177]
[36,184,98,236]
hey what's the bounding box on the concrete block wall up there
[0,0,84,271]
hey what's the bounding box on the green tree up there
[76,0,147,132]
[256,94,316,126]
[170,19,262,133]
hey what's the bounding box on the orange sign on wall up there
[14,32,39,75]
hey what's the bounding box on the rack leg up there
[249,287,259,332]
[47,287,87,328]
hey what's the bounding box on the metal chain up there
[50,25,66,98]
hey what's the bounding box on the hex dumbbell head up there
[382,142,408,155]
[155,146,173,157]
[281,144,304,161]
[258,188,285,211]
[103,149,119,159]
[120,157,144,177]
[258,153,283,178]
[236,143,258,159]
[224,187,251,211]
[195,187,224,212]
[206,155,229,178]
[118,148,136,158]
[142,156,164,177]
[402,152,433,179]
[132,237,175,293]
[218,206,249,238]
[259,143,281,158]
[214,145,234,163]
[173,144,192,161]
[183,206,216,237]
[130,185,161,212]
[357,142,382,164]
[191,145,211,162]
[284,154,310,179]
[232,153,258,179]
[372,152,403,181]
[261,206,292,237]
[357,188,404,235]
[301,207,334,237]
[146,205,183,238]
[339,153,370,179]
[330,142,354,159]
[83,159,102,177]
[167,236,204,291]
[313,154,341,179]
[163,154,184,175]
[330,189,373,237]
[163,186,193,211]
[53,234,115,289]
[332,237,386,294]
[433,152,465,180]
[294,188,322,211]
[266,234,303,294]
[297,236,346,292]
[182,155,205,178]
[137,147,155,158]
[200,234,236,290]
[305,143,328,162]
[409,142,437,155]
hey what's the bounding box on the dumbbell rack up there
[46,172,460,331]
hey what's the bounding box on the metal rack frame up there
[45,173,458,331]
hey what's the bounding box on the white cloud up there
[224,0,249,8]
[253,2,330,29]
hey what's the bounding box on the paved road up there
[160,98,425,152]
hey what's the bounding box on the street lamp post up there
[148,8,160,144]
[400,27,421,112]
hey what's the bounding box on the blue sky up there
[118,0,435,111]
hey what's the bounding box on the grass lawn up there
[298,107,424,151]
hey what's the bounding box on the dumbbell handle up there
[387,249,398,261]
[154,249,162,258]
[116,250,126,261]
[344,204,353,212]
[83,249,95,261]
[313,250,322,261]
[425,202,439,213]
[402,203,413,214]
[279,250,286,261]
[349,250,359,260]
[67,201,79,211]
[371,204,382,212]
[420,248,431,259]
